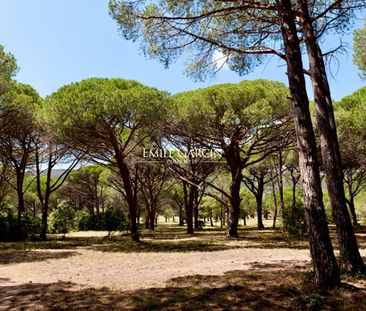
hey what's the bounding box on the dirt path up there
[0,247,311,291]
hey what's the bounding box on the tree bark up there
[40,194,50,241]
[193,186,199,229]
[226,144,243,238]
[16,187,24,240]
[278,152,285,228]
[117,159,140,242]
[272,179,278,229]
[183,181,194,234]
[346,191,358,227]
[276,0,340,289]
[256,175,265,230]
[178,203,184,226]
[298,0,365,273]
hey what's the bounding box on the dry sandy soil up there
[1,229,366,310]
[0,246,311,292]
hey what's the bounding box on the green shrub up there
[75,210,96,231]
[50,205,75,236]
[282,189,306,237]
[23,213,42,240]
[102,207,129,233]
[74,208,129,233]
[0,203,18,241]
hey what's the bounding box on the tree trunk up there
[149,204,155,230]
[346,187,358,226]
[193,186,199,229]
[299,0,365,274]
[183,182,194,234]
[178,203,184,226]
[276,0,340,289]
[226,147,242,238]
[278,152,285,228]
[40,194,50,241]
[256,176,265,230]
[16,188,24,240]
[272,179,278,229]
[220,206,223,229]
[117,160,139,242]
[145,209,150,229]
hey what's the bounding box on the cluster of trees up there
[108,0,366,288]
[1,0,366,289]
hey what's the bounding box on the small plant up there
[50,205,75,237]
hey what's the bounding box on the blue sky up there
[0,0,364,100]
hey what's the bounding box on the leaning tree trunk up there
[272,179,278,229]
[277,0,340,289]
[345,181,358,226]
[299,0,365,274]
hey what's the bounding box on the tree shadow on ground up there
[0,250,79,265]
[89,239,240,253]
[1,262,365,311]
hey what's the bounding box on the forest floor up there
[1,221,366,310]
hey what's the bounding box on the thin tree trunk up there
[278,152,285,228]
[149,203,155,230]
[145,208,150,229]
[272,179,278,229]
[256,176,265,230]
[276,0,340,289]
[40,194,50,241]
[299,0,365,273]
[193,186,199,229]
[346,186,358,226]
[183,182,194,234]
[178,203,184,226]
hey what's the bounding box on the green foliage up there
[42,78,168,160]
[23,213,42,241]
[50,205,75,235]
[172,79,291,137]
[0,203,17,241]
[75,210,97,231]
[354,20,366,79]
[102,208,129,233]
[282,189,306,237]
[0,204,42,241]
[75,208,129,233]
[0,45,18,94]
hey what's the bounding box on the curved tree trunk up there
[276,0,340,289]
[299,0,365,274]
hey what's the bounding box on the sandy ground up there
[0,246,311,292]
